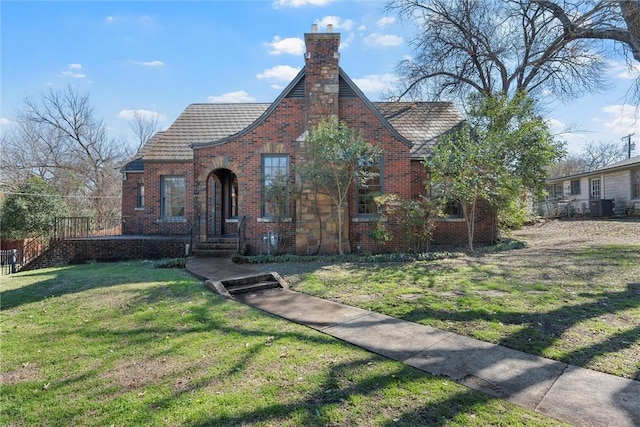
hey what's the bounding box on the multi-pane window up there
[444,200,464,218]
[356,158,382,215]
[262,155,289,218]
[161,176,186,220]
[570,179,580,196]
[633,169,640,199]
[590,178,601,200]
[136,181,145,209]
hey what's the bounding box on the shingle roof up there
[547,155,640,182]
[140,101,463,162]
[121,131,165,171]
[143,103,270,161]
[373,102,464,159]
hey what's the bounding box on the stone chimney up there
[304,25,340,127]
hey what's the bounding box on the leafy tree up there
[297,116,383,254]
[373,194,440,253]
[0,177,69,239]
[426,93,563,250]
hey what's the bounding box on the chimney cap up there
[327,24,333,33]
[311,24,318,33]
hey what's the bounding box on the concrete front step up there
[205,272,286,298]
[192,240,237,257]
[226,280,281,295]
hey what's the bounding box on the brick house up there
[121,27,496,254]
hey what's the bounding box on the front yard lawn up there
[1,261,565,426]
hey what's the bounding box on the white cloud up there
[61,63,86,78]
[105,16,114,22]
[316,16,355,31]
[618,64,640,80]
[377,17,396,28]
[364,33,404,48]
[352,73,398,97]
[141,60,164,67]
[265,36,305,55]
[605,60,640,80]
[602,104,639,134]
[273,0,333,7]
[207,90,256,103]
[257,65,301,81]
[0,117,14,127]
[341,32,355,49]
[62,71,86,78]
[117,109,166,121]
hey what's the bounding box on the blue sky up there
[1,0,639,155]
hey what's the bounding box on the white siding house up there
[543,156,640,217]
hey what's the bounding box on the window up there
[590,178,601,200]
[570,179,580,196]
[136,181,145,209]
[356,158,382,215]
[262,155,289,218]
[552,183,563,199]
[443,200,464,218]
[633,169,640,199]
[161,176,186,220]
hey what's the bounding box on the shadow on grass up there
[3,266,544,426]
[394,282,640,379]
[0,261,187,310]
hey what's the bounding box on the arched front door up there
[208,169,238,236]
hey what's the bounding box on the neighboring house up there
[543,156,640,217]
[121,27,496,254]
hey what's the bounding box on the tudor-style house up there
[121,26,496,255]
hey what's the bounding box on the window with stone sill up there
[262,155,290,220]
[356,157,382,217]
[160,176,186,221]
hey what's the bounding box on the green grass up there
[288,244,640,380]
[0,261,565,426]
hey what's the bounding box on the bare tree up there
[7,85,129,220]
[128,110,159,152]
[387,0,609,101]
[581,140,626,169]
[534,1,640,62]
[549,140,626,177]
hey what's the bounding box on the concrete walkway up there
[186,257,640,427]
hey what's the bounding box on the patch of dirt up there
[0,362,43,385]
[512,218,640,248]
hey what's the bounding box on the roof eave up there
[547,157,640,183]
[338,68,413,148]
[191,68,306,150]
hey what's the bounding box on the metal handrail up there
[188,213,201,256]
[237,215,247,254]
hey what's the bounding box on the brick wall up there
[23,237,189,270]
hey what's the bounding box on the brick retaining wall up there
[23,237,190,271]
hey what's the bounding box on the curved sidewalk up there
[186,257,640,427]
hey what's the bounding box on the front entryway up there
[208,169,238,237]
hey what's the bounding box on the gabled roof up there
[373,102,464,159]
[142,104,270,161]
[121,131,164,172]
[138,68,464,163]
[547,155,640,183]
